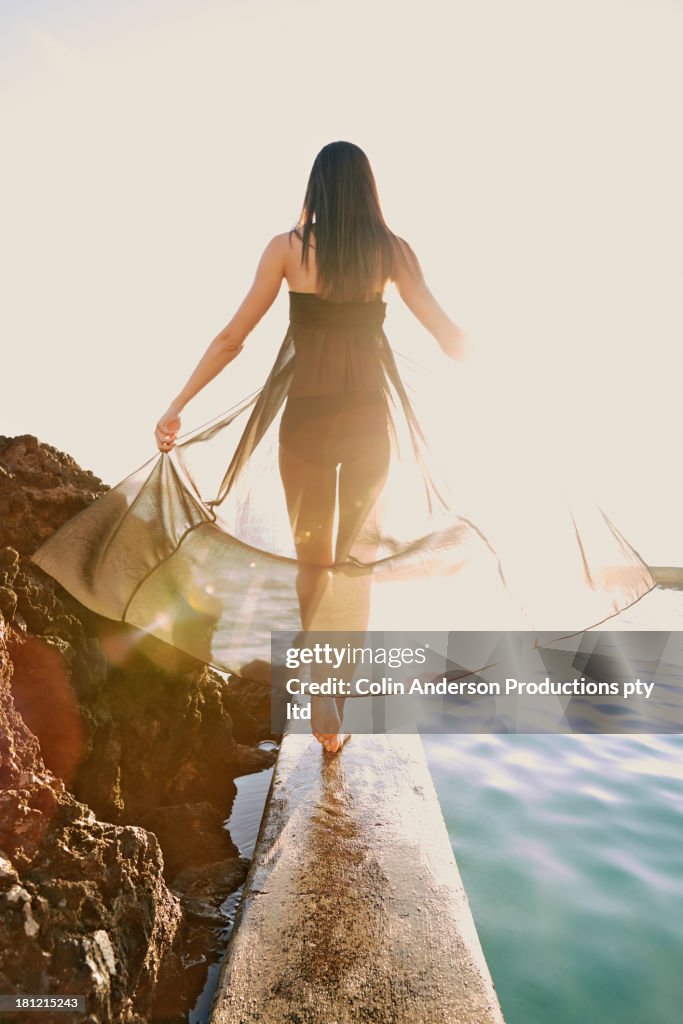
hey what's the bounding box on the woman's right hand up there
[155,405,182,453]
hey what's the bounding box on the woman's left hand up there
[439,329,469,362]
[155,406,182,453]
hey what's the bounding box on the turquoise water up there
[424,733,683,1024]
[195,736,683,1024]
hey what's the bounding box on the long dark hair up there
[289,141,420,302]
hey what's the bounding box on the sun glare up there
[1,0,681,563]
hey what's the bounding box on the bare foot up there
[310,695,352,753]
[313,731,352,754]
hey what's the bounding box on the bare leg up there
[278,399,390,752]
[335,438,391,566]
[278,443,342,749]
[331,438,391,732]
[278,443,336,625]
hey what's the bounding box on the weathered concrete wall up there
[209,731,505,1024]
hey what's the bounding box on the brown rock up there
[0,435,283,1019]
[138,801,240,881]
[170,856,250,922]
[0,612,183,1023]
[0,435,109,555]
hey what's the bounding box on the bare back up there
[283,227,388,297]
[214,227,467,361]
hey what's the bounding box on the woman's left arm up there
[155,234,285,452]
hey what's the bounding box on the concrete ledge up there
[208,732,504,1024]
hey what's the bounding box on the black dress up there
[29,289,656,674]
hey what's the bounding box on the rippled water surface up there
[424,731,683,1024]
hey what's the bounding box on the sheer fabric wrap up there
[30,291,656,674]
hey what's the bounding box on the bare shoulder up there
[252,233,289,274]
[277,227,304,240]
[263,232,292,253]
[389,234,425,291]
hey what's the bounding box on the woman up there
[154,142,471,751]
[31,141,656,754]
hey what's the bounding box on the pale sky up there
[2,0,682,563]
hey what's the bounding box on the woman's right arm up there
[391,238,469,361]
[154,235,285,452]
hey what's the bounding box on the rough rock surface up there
[0,435,277,1022]
[0,435,109,556]
[1,613,184,1023]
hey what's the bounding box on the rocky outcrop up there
[0,436,278,1022]
[0,435,109,556]
[0,612,184,1023]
